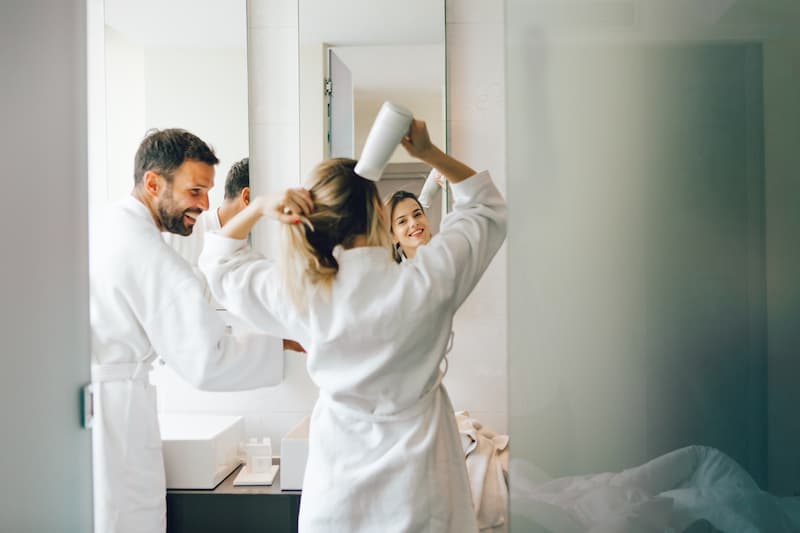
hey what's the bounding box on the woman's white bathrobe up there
[200,171,507,532]
[90,196,284,533]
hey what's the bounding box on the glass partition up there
[507,1,800,530]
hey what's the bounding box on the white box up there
[280,416,309,490]
[159,413,245,489]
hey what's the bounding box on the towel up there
[456,411,510,531]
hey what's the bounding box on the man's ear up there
[241,186,250,206]
[142,170,163,198]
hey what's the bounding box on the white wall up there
[151,0,510,452]
[445,0,508,434]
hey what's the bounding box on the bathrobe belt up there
[319,336,453,423]
[91,360,152,383]
[319,377,443,423]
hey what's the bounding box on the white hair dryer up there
[354,101,413,181]
[417,168,443,210]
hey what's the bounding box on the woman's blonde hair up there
[281,158,393,309]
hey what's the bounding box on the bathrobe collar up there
[332,245,393,267]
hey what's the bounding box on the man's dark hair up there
[224,157,250,200]
[133,128,219,185]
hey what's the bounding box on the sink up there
[280,416,309,490]
[159,413,244,489]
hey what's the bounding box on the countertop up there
[166,460,301,533]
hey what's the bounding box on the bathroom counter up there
[166,462,301,533]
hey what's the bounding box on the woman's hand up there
[282,339,306,353]
[401,119,476,184]
[259,188,314,225]
[220,188,313,239]
[400,119,437,160]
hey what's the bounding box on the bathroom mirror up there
[93,0,249,213]
[86,0,253,436]
[299,0,447,226]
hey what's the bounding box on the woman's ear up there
[241,186,250,206]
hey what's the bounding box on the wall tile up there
[457,243,507,321]
[152,351,318,415]
[446,0,504,24]
[249,27,299,125]
[445,317,508,413]
[447,22,505,123]
[250,121,300,187]
[448,118,506,193]
[244,411,311,454]
[248,0,297,29]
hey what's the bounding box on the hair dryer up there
[354,101,413,181]
[417,168,443,210]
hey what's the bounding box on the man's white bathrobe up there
[90,196,283,533]
[200,171,506,532]
[161,208,221,267]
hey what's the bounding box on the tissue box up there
[280,416,310,490]
[159,413,244,489]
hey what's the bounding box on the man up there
[89,129,284,533]
[160,158,304,352]
[163,156,252,266]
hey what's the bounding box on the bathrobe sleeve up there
[137,244,284,390]
[410,170,507,310]
[198,235,295,340]
[145,285,282,391]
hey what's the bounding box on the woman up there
[199,120,506,532]
[385,190,432,262]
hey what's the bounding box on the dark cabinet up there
[167,465,301,533]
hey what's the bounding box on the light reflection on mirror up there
[96,0,248,213]
[299,0,447,228]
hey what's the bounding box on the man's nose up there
[198,193,210,211]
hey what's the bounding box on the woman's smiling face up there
[391,197,431,258]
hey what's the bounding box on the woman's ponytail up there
[279,158,393,309]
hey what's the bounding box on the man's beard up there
[157,189,201,236]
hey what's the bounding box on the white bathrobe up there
[199,171,507,532]
[161,208,221,267]
[90,196,283,533]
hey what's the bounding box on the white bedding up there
[510,446,800,532]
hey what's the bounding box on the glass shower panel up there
[507,1,800,530]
